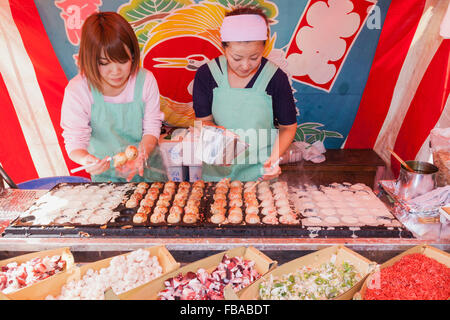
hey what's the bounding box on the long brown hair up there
[78,12,140,92]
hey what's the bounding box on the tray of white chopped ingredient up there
[6,246,179,300]
[237,245,375,300]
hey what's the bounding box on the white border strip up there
[0,2,68,177]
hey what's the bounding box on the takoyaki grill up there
[5,179,413,238]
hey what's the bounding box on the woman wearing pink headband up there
[193,6,297,182]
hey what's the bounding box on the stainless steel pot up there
[396,160,439,200]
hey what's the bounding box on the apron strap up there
[90,84,104,105]
[207,56,229,88]
[133,69,146,102]
[253,60,278,92]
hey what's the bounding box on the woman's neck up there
[101,76,130,97]
[227,66,259,89]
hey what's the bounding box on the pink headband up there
[220,14,268,42]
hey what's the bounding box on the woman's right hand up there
[81,154,111,175]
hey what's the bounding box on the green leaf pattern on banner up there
[118,0,194,46]
[295,122,343,144]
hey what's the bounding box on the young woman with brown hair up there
[61,12,165,182]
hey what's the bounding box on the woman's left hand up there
[262,158,281,180]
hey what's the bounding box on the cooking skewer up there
[388,149,415,172]
[70,157,112,174]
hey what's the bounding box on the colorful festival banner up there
[0,0,448,183]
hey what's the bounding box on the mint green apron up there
[87,70,166,182]
[202,56,278,181]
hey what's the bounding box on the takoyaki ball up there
[167,212,181,224]
[113,152,127,167]
[130,193,143,202]
[191,187,204,196]
[244,191,257,200]
[213,193,227,201]
[229,198,243,208]
[279,213,299,225]
[244,181,256,189]
[173,198,186,207]
[177,186,190,195]
[125,198,138,208]
[261,206,277,216]
[125,145,138,161]
[153,206,168,215]
[230,180,243,188]
[228,211,243,224]
[137,182,149,190]
[133,212,147,224]
[277,205,292,216]
[179,181,190,188]
[258,181,270,189]
[163,186,176,196]
[262,215,279,225]
[245,198,259,208]
[260,199,274,208]
[151,182,164,189]
[174,193,188,202]
[212,199,226,208]
[210,213,226,224]
[193,180,205,189]
[257,186,271,195]
[245,205,259,215]
[159,192,173,201]
[189,193,202,201]
[273,192,288,201]
[145,192,159,201]
[186,199,200,207]
[183,213,198,224]
[169,205,183,216]
[245,214,260,224]
[229,186,242,194]
[210,205,226,216]
[156,199,170,207]
[184,205,199,217]
[147,187,160,195]
[217,178,230,187]
[134,187,147,195]
[257,191,273,201]
[164,181,176,189]
[228,192,242,200]
[275,198,290,208]
[215,186,228,194]
[228,207,242,216]
[150,212,165,224]
[137,205,151,215]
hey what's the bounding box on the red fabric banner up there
[345,0,426,148]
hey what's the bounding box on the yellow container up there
[237,245,375,300]
[7,245,179,300]
[1,247,74,299]
[118,246,277,300]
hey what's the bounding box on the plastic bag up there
[430,128,450,186]
[195,125,249,165]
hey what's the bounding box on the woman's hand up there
[81,154,111,175]
[262,158,281,180]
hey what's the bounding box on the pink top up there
[61,69,164,155]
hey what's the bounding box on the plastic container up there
[17,176,91,190]
[188,166,202,182]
